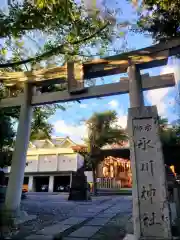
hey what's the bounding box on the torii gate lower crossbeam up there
[0,73,175,108]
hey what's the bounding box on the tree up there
[134,0,180,42]
[85,110,127,195]
[0,108,15,168]
[158,116,180,145]
[0,66,67,166]
[130,0,180,144]
[0,105,64,168]
[0,0,123,67]
[0,0,127,168]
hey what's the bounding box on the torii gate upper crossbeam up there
[0,37,180,87]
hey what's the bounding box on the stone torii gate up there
[0,37,180,239]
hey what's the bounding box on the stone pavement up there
[23,195,132,240]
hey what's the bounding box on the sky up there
[1,0,180,144]
[48,0,180,144]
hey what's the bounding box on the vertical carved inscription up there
[132,118,171,238]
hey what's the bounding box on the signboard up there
[132,117,171,238]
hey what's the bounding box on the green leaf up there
[0,48,7,56]
[119,31,125,37]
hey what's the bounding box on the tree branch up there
[0,23,109,68]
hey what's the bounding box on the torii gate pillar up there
[127,65,172,239]
[5,83,33,213]
[128,64,144,108]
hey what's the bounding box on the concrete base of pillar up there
[123,234,179,240]
[123,234,134,240]
[0,208,36,239]
[1,208,36,225]
[13,211,36,225]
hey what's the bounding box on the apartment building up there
[5,137,84,192]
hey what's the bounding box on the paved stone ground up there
[3,194,132,240]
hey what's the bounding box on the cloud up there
[111,114,127,130]
[161,66,174,75]
[145,65,174,116]
[167,97,176,106]
[108,100,119,109]
[145,88,170,116]
[80,104,88,108]
[81,0,116,24]
[53,120,87,143]
[53,112,128,144]
[117,115,128,129]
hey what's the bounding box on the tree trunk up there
[92,166,98,196]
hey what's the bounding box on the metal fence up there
[97,178,121,189]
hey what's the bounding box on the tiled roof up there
[29,137,77,149]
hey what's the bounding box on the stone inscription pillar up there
[128,106,172,239]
